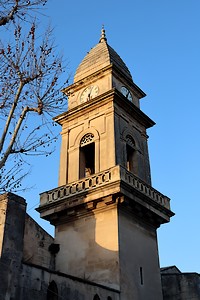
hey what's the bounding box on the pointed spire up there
[99,25,107,43]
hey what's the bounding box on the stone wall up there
[23,214,54,269]
[17,263,120,300]
[0,193,54,300]
[119,208,163,300]
[0,192,120,300]
[0,193,26,300]
[161,267,200,300]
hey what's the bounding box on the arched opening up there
[47,281,58,300]
[126,135,137,174]
[93,294,100,300]
[79,133,95,178]
[126,144,134,172]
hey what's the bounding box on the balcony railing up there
[40,165,170,210]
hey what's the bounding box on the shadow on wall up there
[54,195,120,291]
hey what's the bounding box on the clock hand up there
[87,86,92,100]
[88,86,94,99]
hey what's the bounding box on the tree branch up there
[0,80,24,152]
[0,105,29,169]
[0,18,67,191]
[0,0,48,27]
[0,1,18,26]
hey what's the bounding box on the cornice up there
[54,89,155,129]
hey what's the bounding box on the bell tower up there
[37,28,174,300]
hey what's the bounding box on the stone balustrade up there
[119,167,170,210]
[40,165,170,210]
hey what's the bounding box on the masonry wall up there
[114,102,151,185]
[0,193,26,300]
[0,193,120,300]
[15,263,120,300]
[118,208,163,300]
[0,193,55,300]
[55,204,120,290]
[23,214,54,269]
[59,99,116,186]
[161,272,200,300]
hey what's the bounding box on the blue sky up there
[17,0,200,273]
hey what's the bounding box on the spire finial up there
[99,25,107,43]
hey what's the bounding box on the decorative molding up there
[80,133,94,147]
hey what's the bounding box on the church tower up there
[38,28,174,300]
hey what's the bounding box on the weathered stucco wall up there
[23,214,54,269]
[118,208,163,300]
[55,205,120,290]
[16,263,120,300]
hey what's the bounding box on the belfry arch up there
[75,128,100,179]
[126,134,137,173]
[79,133,95,178]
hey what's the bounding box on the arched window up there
[47,281,58,300]
[93,294,100,300]
[126,135,137,173]
[107,297,112,300]
[79,133,95,178]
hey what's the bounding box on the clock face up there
[120,86,133,101]
[80,85,99,103]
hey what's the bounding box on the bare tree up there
[0,14,67,192]
[0,0,47,26]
